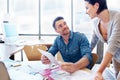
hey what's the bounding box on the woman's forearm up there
[97,52,113,73]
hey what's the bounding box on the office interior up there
[0,0,120,79]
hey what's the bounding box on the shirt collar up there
[59,31,73,40]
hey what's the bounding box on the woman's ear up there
[94,2,99,10]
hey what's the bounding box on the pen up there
[11,64,21,67]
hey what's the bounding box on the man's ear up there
[55,29,59,33]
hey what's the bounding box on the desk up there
[0,43,23,60]
[92,64,116,80]
[0,41,52,61]
[3,60,94,80]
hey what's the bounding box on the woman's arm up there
[91,31,99,50]
[95,52,113,80]
[97,52,113,73]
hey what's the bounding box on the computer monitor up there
[3,21,19,44]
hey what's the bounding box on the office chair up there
[55,52,64,62]
[23,44,48,61]
[90,53,99,69]
[0,61,10,80]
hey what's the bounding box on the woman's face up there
[84,1,98,19]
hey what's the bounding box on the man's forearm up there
[75,57,89,70]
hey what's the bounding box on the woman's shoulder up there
[109,10,120,19]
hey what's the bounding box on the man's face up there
[55,19,69,36]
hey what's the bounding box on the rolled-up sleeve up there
[79,33,92,64]
[48,37,59,56]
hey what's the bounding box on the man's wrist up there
[73,63,80,70]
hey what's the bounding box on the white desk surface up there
[4,60,116,80]
[3,60,95,80]
[0,43,23,60]
[0,40,51,60]
[92,64,116,80]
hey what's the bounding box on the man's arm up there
[61,33,92,73]
[60,57,89,73]
[74,56,90,69]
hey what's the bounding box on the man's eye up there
[86,7,88,9]
[58,25,62,28]
[64,22,66,25]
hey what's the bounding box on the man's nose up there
[63,24,67,28]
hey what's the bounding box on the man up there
[41,16,92,73]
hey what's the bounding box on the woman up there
[84,0,120,80]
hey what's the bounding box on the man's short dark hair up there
[84,0,108,14]
[53,16,64,30]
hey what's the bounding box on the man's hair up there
[52,16,64,30]
[84,0,108,14]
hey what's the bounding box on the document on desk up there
[50,70,95,80]
[8,69,43,80]
[6,60,46,80]
[38,49,59,65]
[70,70,95,80]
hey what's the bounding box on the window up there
[0,0,7,34]
[1,0,120,43]
[73,0,94,41]
[107,0,120,10]
[9,0,39,34]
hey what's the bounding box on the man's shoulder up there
[73,31,85,36]
[54,35,62,41]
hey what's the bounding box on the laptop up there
[0,61,10,80]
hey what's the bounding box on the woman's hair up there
[53,16,64,30]
[84,0,108,14]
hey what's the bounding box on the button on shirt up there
[48,31,92,68]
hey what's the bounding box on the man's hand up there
[60,62,77,73]
[41,55,50,64]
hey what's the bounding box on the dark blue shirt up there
[48,31,92,68]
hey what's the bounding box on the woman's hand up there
[41,55,50,64]
[94,72,104,80]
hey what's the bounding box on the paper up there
[59,70,95,80]
[8,69,43,80]
[38,49,59,65]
